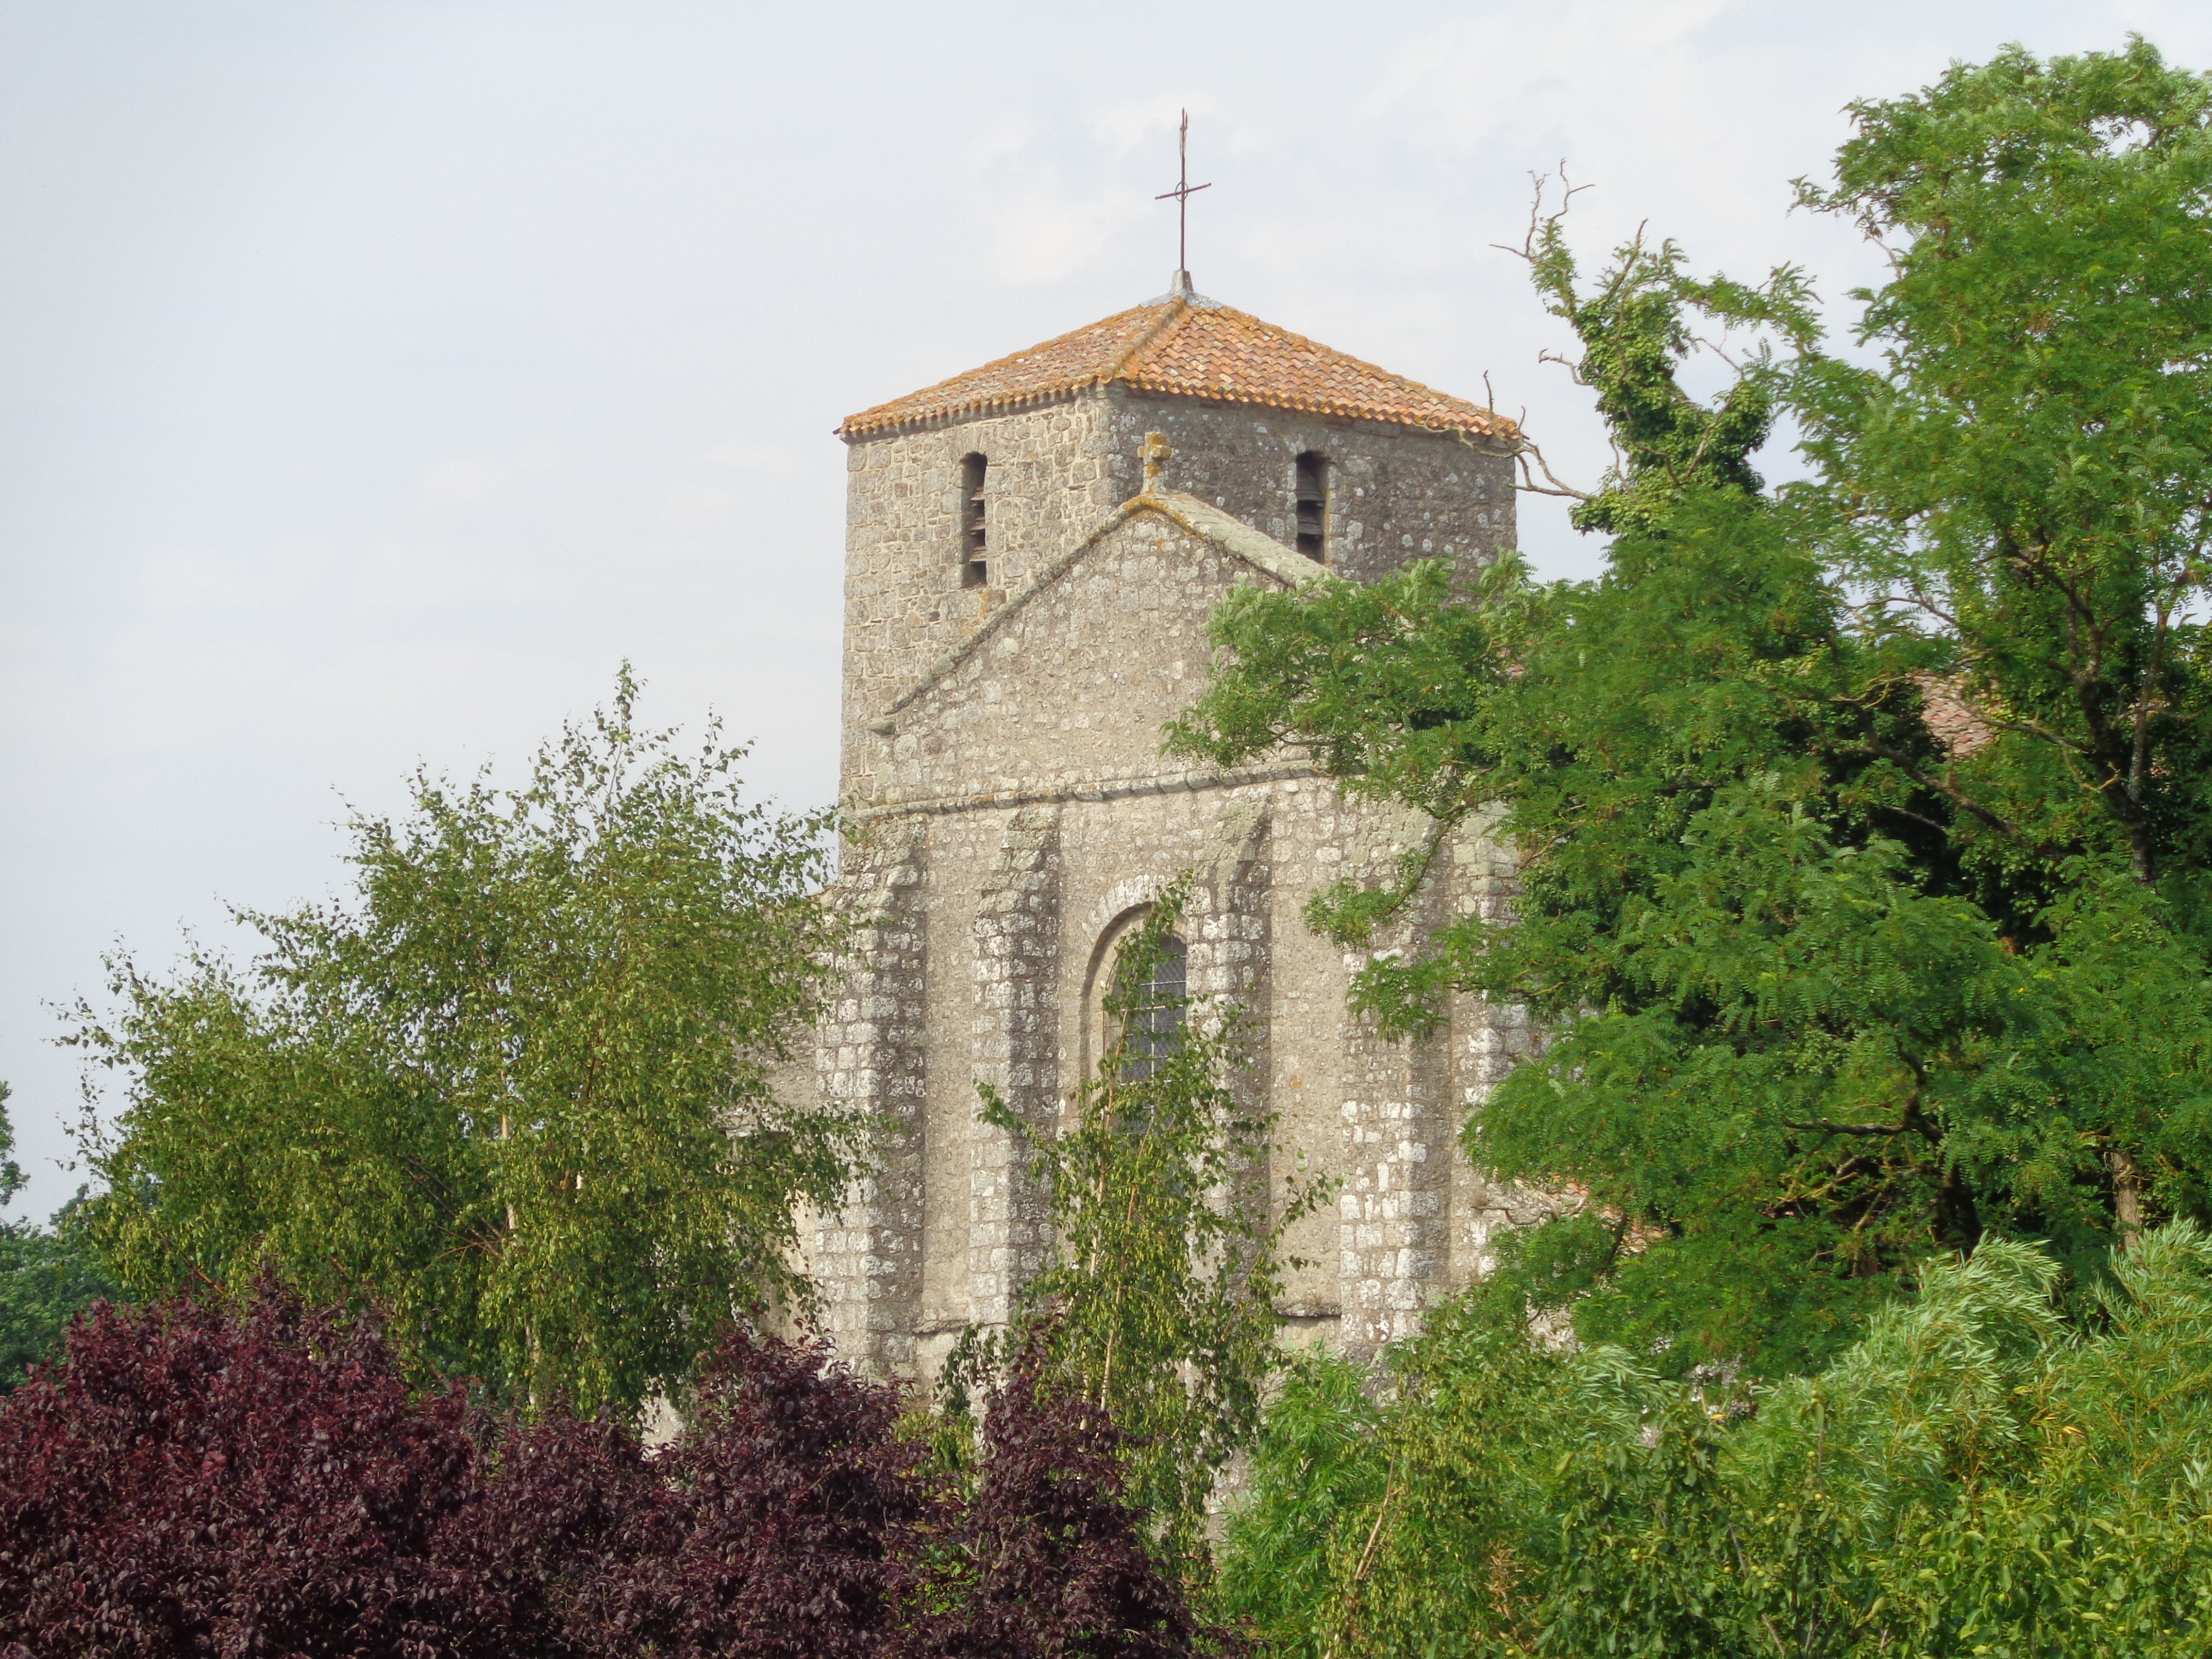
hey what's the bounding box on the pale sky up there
[6,0,2209,1219]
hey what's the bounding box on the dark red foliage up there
[454,1406,661,1656]
[0,1291,1231,1659]
[582,1327,927,1659]
[0,1283,505,1659]
[908,1360,1231,1659]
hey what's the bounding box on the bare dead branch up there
[1515,441,1595,502]
[1692,333,1744,371]
[1494,162,1593,265]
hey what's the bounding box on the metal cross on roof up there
[1153,109,1211,280]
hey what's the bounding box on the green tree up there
[1796,39,2212,894]
[946,888,1331,1571]
[71,672,851,1414]
[1170,40,2212,1378]
[1220,1226,2212,1659]
[0,1082,119,1391]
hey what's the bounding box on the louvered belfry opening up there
[960,453,989,587]
[1294,451,1328,560]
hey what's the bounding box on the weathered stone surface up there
[839,388,1516,804]
[807,364,1541,1379]
[966,808,1061,1333]
[809,822,928,1376]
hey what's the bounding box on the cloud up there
[422,456,507,501]
[700,438,798,473]
[280,642,574,761]
[140,548,312,611]
[1369,0,1747,151]
[963,119,1036,170]
[421,445,554,503]
[348,540,559,613]
[1091,95,1209,153]
[659,483,743,536]
[1091,93,1269,164]
[971,97,1237,289]
[986,185,1152,287]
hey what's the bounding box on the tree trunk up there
[2108,1146,2144,1251]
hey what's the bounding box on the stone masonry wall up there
[837,397,1121,784]
[836,386,1516,799]
[1098,389,1515,586]
[810,823,928,1377]
[1333,817,1458,1363]
[811,770,1537,1380]
[1448,823,1559,1281]
[809,498,1542,1374]
[850,511,1274,811]
[966,808,1062,1331]
[811,359,1536,1382]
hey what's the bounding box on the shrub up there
[1218,1228,2212,1659]
[0,1284,1231,1659]
[582,1326,927,1659]
[912,1353,1229,1659]
[0,1281,503,1659]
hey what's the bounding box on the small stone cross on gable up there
[1142,432,1172,494]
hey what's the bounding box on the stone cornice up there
[846,759,1322,823]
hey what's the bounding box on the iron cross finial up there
[1153,109,1212,284]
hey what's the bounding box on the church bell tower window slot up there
[1294,452,1328,561]
[960,453,989,588]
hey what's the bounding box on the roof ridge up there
[1128,300,1468,410]
[1148,489,1338,591]
[881,498,1144,720]
[1101,297,1189,383]
[839,294,1508,440]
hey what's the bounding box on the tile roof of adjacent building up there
[838,293,1513,440]
[1915,673,1996,759]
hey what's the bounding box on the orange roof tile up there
[839,295,1511,440]
[1914,673,1996,758]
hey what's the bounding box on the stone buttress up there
[966,807,1062,1329]
[810,823,928,1376]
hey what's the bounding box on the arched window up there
[1081,907,1190,1092]
[1121,932,1186,1081]
[1294,451,1328,561]
[960,453,989,588]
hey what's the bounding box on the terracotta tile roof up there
[839,295,1511,439]
[1914,673,1996,758]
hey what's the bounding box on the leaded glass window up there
[1122,933,1186,1080]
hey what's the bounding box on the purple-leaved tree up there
[0,1285,1233,1659]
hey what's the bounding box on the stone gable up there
[856,495,1322,813]
[805,291,1547,1380]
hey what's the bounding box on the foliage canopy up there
[1218,1226,2212,1658]
[0,1279,1227,1659]
[0,1082,116,1393]
[71,673,850,1413]
[1169,38,2212,1377]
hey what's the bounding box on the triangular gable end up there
[854,495,1331,814]
[878,491,1332,726]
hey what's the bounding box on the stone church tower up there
[805,275,1545,1380]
